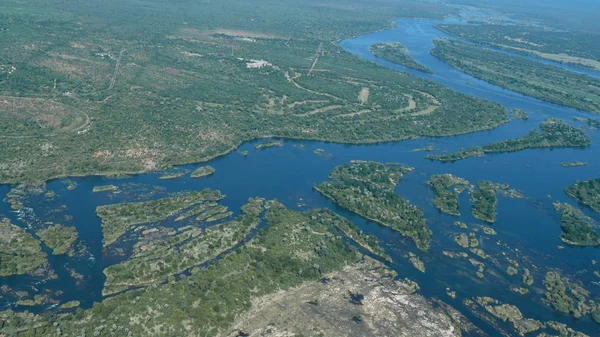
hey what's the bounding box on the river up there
[1,17,599,336]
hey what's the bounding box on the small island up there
[370,42,432,73]
[37,224,79,256]
[0,219,47,276]
[565,179,600,213]
[254,140,283,150]
[471,181,498,224]
[190,165,216,178]
[512,109,529,120]
[554,202,600,246]
[92,185,118,193]
[315,161,431,251]
[427,174,471,216]
[561,162,588,168]
[425,146,484,162]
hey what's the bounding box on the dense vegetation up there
[432,39,600,113]
[427,174,471,216]
[97,189,224,246]
[555,203,600,246]
[436,24,600,71]
[511,109,529,120]
[0,219,47,276]
[190,165,215,178]
[471,181,498,223]
[315,161,431,250]
[425,146,483,162]
[370,43,432,73]
[543,271,598,320]
[36,224,78,255]
[565,179,600,213]
[0,0,510,184]
[7,201,389,336]
[481,119,591,153]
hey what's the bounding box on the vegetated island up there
[543,270,600,322]
[561,162,588,168]
[471,181,498,224]
[0,219,47,276]
[255,140,283,150]
[92,185,118,193]
[427,174,471,216]
[426,119,590,162]
[36,224,78,256]
[314,161,431,251]
[96,189,224,247]
[565,179,600,213]
[190,165,215,178]
[158,172,185,180]
[370,42,432,73]
[6,200,474,336]
[512,109,529,120]
[554,202,600,246]
[431,38,600,114]
[435,24,600,72]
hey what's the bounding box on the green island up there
[0,219,47,276]
[97,189,224,246]
[254,141,283,150]
[315,161,431,251]
[429,119,590,162]
[561,162,588,168]
[554,202,600,246]
[102,197,264,296]
[36,224,78,256]
[425,146,483,162]
[471,181,498,224]
[435,24,600,71]
[574,117,600,129]
[427,174,471,216]
[158,172,185,180]
[370,42,432,73]
[92,185,118,193]
[543,271,599,321]
[4,201,470,337]
[190,165,216,178]
[0,0,510,185]
[431,39,600,114]
[565,179,600,213]
[511,109,529,120]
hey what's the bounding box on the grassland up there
[315,161,431,250]
[97,189,224,246]
[565,179,600,213]
[0,0,511,184]
[435,24,600,71]
[0,219,47,276]
[427,174,471,216]
[431,39,600,113]
[36,224,78,255]
[370,43,432,73]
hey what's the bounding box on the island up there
[0,219,47,276]
[427,174,471,216]
[471,181,498,224]
[190,165,216,178]
[565,179,600,213]
[554,203,600,246]
[36,224,78,256]
[370,42,432,73]
[315,161,431,251]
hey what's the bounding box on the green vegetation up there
[13,201,393,336]
[411,145,435,152]
[0,0,508,184]
[102,198,264,296]
[370,42,432,73]
[511,109,529,120]
[431,39,600,113]
[315,161,431,250]
[97,189,223,246]
[0,219,46,276]
[255,141,283,150]
[190,165,215,178]
[543,271,597,319]
[425,146,483,162]
[561,162,588,168]
[471,181,497,224]
[435,24,600,71]
[92,185,118,193]
[36,224,78,255]
[554,203,600,246]
[565,179,600,213]
[158,172,185,180]
[59,301,80,310]
[427,174,471,216]
[481,119,590,153]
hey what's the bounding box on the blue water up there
[1,18,600,336]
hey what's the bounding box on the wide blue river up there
[1,18,599,336]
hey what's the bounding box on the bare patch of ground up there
[358,87,370,105]
[225,258,476,337]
